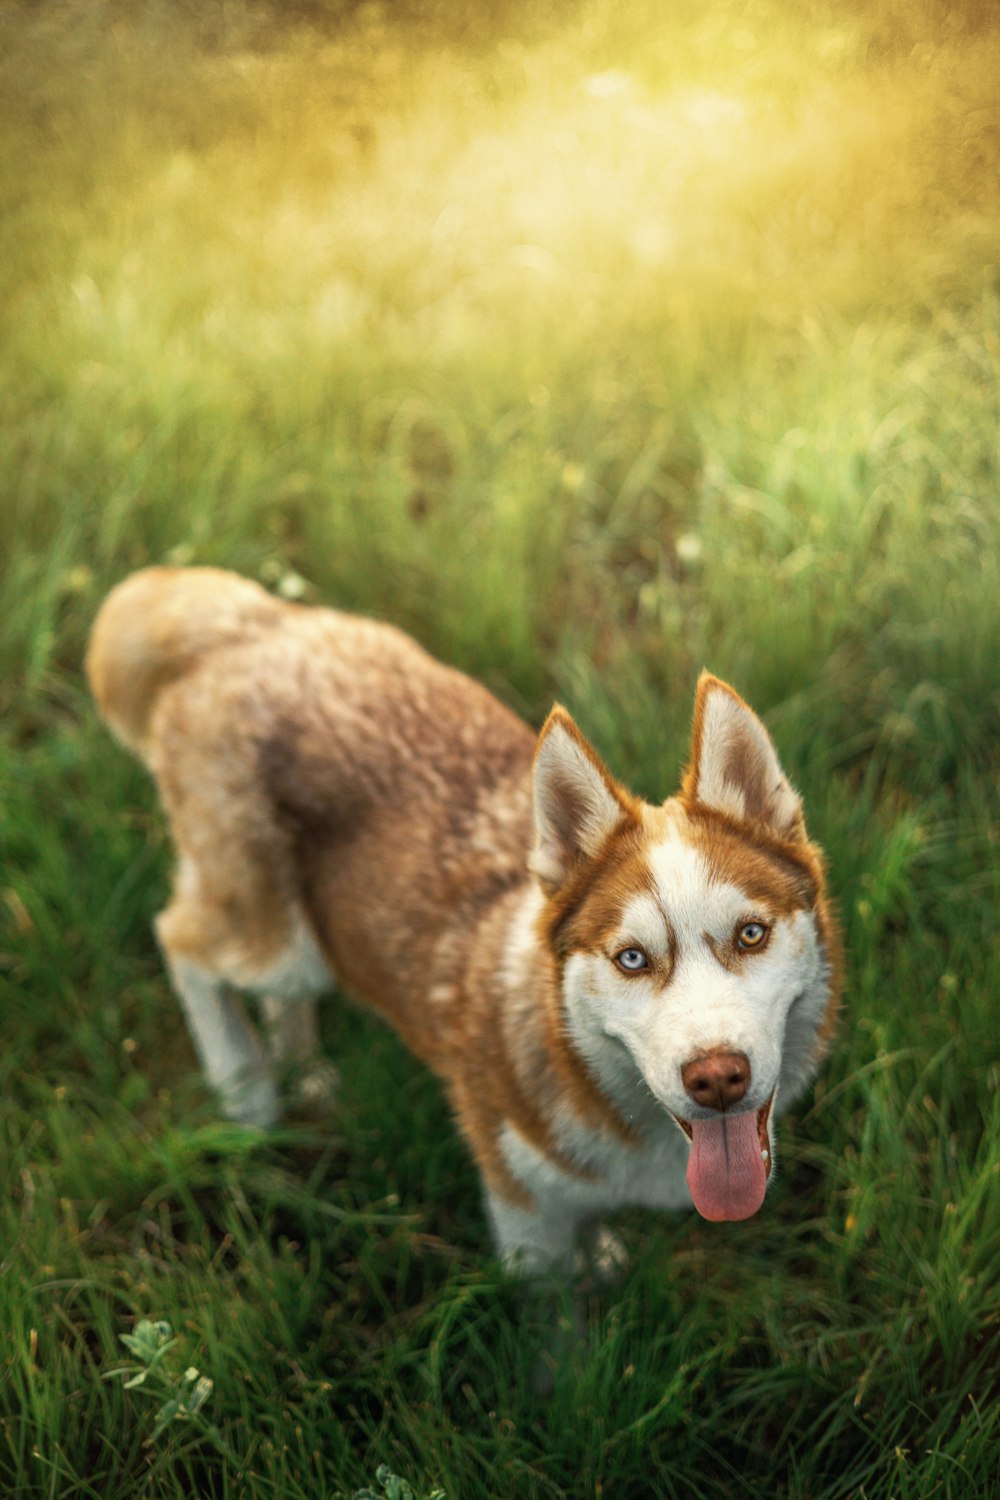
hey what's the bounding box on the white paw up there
[220,1073,281,1129]
[291,1059,340,1115]
[580,1224,630,1284]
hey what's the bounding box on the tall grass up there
[1,0,998,1495]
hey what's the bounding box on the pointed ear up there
[682,672,805,840]
[529,706,635,893]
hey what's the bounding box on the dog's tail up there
[86,567,283,759]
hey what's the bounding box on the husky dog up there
[87,568,840,1272]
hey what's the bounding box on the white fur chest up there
[499,1109,694,1218]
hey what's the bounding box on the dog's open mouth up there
[672,1095,774,1223]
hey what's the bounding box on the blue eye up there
[615,948,649,973]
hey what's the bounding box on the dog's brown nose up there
[681,1050,751,1111]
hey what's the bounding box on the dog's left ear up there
[682,672,806,840]
[530,706,635,894]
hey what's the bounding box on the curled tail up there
[86,567,282,759]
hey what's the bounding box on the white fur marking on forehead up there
[645,831,750,945]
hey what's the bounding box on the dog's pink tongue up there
[686,1113,767,1222]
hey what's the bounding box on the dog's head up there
[530,673,840,1222]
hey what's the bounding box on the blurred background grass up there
[1,0,998,1495]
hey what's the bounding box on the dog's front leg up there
[484,1187,583,1277]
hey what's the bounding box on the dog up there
[87,567,840,1273]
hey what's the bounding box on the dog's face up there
[531,675,839,1221]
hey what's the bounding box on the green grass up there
[2,0,999,1494]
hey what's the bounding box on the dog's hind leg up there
[259,994,322,1070]
[235,907,337,1113]
[154,858,302,1128]
[259,998,338,1114]
[160,945,280,1128]
[155,861,283,1126]
[146,678,336,1125]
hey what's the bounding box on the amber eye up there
[738,921,769,950]
[615,947,649,973]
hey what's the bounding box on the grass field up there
[2,0,999,1494]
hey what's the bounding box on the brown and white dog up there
[87,568,840,1272]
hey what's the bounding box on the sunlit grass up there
[2,0,998,708]
[2,0,999,1495]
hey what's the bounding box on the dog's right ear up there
[529,707,635,894]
